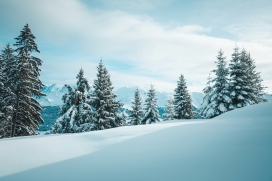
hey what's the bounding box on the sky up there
[0,0,272,93]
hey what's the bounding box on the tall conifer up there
[90,60,123,130]
[174,75,194,119]
[10,24,44,137]
[207,49,232,118]
[129,88,143,125]
[198,74,214,118]
[142,85,160,124]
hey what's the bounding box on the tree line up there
[198,48,267,118]
[52,60,194,133]
[0,24,267,138]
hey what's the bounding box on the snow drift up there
[0,102,272,181]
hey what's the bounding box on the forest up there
[0,24,267,138]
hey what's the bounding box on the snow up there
[219,103,227,112]
[1,102,272,180]
[37,84,68,106]
[190,92,204,108]
[0,121,200,178]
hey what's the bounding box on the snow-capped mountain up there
[37,84,272,108]
[38,84,204,108]
[114,86,204,109]
[37,84,68,106]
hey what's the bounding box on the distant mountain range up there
[38,84,205,109]
[38,84,272,109]
[38,84,272,131]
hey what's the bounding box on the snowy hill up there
[38,84,204,108]
[1,102,272,180]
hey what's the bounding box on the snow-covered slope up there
[1,102,272,181]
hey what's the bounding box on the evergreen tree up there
[242,51,267,103]
[90,60,123,130]
[52,68,95,133]
[116,112,127,126]
[1,44,16,86]
[229,46,250,108]
[174,74,194,119]
[9,24,45,137]
[207,50,233,118]
[163,97,175,120]
[0,72,15,138]
[59,84,76,116]
[129,88,144,125]
[0,45,16,138]
[198,74,214,118]
[142,85,160,124]
[228,46,267,108]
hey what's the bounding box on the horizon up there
[0,0,272,93]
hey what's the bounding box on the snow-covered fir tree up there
[142,85,160,124]
[1,44,15,85]
[9,24,45,137]
[58,84,76,116]
[228,46,267,108]
[163,97,175,121]
[52,68,95,133]
[90,60,123,130]
[207,49,232,118]
[0,44,16,138]
[129,88,144,125]
[241,50,267,104]
[174,74,194,119]
[120,112,128,126]
[0,71,15,138]
[198,74,214,118]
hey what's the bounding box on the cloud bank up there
[0,0,271,93]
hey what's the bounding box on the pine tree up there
[242,51,267,103]
[229,46,250,108]
[174,74,194,119]
[198,74,213,118]
[90,60,123,130]
[0,44,16,138]
[0,72,15,138]
[163,97,175,120]
[129,88,144,125]
[52,68,95,133]
[228,46,266,108]
[142,85,160,124]
[1,44,16,86]
[207,49,233,118]
[9,24,45,137]
[59,84,76,116]
[117,112,127,126]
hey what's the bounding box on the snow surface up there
[1,102,271,181]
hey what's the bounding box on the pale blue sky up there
[0,0,271,93]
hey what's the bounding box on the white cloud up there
[99,0,174,11]
[225,21,272,47]
[0,0,271,93]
